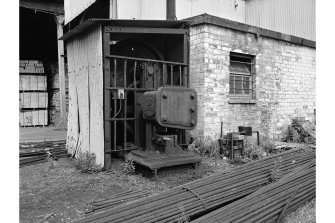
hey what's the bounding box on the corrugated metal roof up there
[60,19,191,41]
[245,0,315,41]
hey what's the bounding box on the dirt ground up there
[20,151,315,223]
[20,156,232,223]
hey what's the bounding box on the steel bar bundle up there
[19,140,66,152]
[86,190,150,214]
[19,148,69,166]
[191,159,316,223]
[72,149,315,223]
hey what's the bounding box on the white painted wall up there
[176,0,245,22]
[117,0,166,20]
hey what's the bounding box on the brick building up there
[188,14,315,140]
[62,0,316,164]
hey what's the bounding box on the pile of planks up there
[19,60,48,126]
[191,159,315,223]
[19,60,45,73]
[72,149,315,223]
[85,190,150,214]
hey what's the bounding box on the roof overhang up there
[60,19,191,41]
[20,0,64,15]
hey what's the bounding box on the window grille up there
[229,52,255,97]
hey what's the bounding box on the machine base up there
[125,149,201,179]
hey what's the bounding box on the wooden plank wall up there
[66,25,104,166]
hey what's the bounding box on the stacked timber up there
[19,60,48,127]
[191,159,315,223]
[19,60,45,73]
[72,149,315,223]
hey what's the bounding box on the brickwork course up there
[189,16,316,140]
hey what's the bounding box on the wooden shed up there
[61,19,191,168]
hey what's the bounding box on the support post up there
[109,0,118,19]
[54,15,67,128]
[166,0,176,20]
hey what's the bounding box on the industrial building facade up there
[61,0,316,166]
[188,14,315,140]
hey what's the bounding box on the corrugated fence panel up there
[246,0,315,41]
[176,0,245,22]
[117,0,166,20]
[65,0,97,24]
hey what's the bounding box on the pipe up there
[166,0,176,20]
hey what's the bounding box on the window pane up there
[243,77,250,94]
[229,75,234,94]
[230,61,251,74]
[235,76,242,94]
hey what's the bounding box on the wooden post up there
[54,15,67,127]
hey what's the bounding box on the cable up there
[112,100,122,119]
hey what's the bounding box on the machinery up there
[218,125,260,161]
[95,19,202,177]
[125,86,201,177]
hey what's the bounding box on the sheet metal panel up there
[65,0,97,24]
[246,0,315,41]
[176,0,245,22]
[117,0,166,20]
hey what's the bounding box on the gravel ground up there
[283,199,316,223]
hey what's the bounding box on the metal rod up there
[124,60,127,88]
[170,65,173,85]
[106,54,187,66]
[179,65,182,86]
[72,150,315,223]
[133,61,137,88]
[113,59,117,151]
[162,63,166,86]
[106,87,155,91]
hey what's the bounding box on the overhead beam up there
[104,26,188,35]
[20,0,64,15]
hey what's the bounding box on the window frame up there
[229,52,255,99]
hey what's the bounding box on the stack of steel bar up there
[86,190,150,214]
[72,149,315,223]
[191,159,315,223]
[19,140,66,152]
[19,148,69,166]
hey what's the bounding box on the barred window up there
[229,52,255,97]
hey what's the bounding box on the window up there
[229,52,255,97]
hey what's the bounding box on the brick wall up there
[189,24,316,140]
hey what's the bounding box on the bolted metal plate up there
[142,87,197,129]
[157,87,197,129]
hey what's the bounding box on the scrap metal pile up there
[192,159,315,223]
[86,190,149,214]
[72,149,315,223]
[19,140,69,166]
